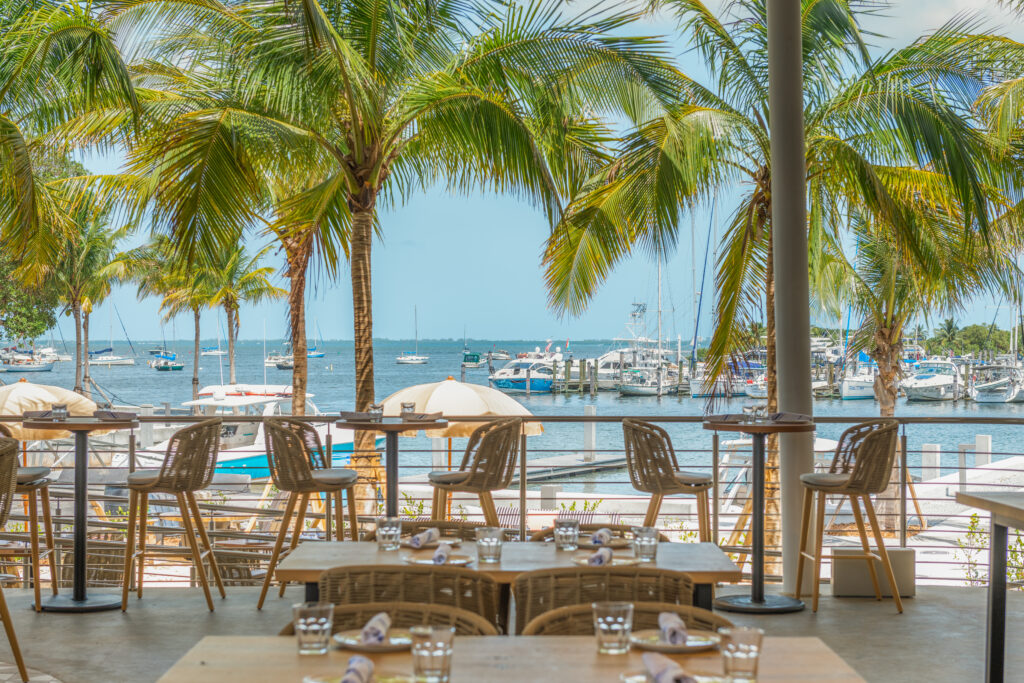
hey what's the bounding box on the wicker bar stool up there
[121,418,225,612]
[522,601,732,636]
[278,601,499,636]
[795,419,903,613]
[622,419,712,539]
[528,523,671,543]
[257,418,359,609]
[0,438,30,682]
[428,418,521,526]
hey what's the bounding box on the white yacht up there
[903,359,963,401]
[972,365,1024,403]
[396,306,428,364]
[840,367,877,400]
[488,359,555,393]
[88,348,135,366]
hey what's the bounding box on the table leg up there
[693,584,713,611]
[385,432,399,518]
[986,521,1007,683]
[305,582,320,602]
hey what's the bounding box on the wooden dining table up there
[275,541,742,611]
[157,635,865,682]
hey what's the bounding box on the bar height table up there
[22,416,138,612]
[704,417,815,614]
[336,416,447,518]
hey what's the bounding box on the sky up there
[72,0,1024,345]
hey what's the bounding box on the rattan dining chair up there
[521,601,732,636]
[0,437,33,681]
[121,418,225,611]
[428,418,521,526]
[258,418,360,609]
[511,566,694,634]
[622,419,712,539]
[795,419,903,613]
[528,523,671,543]
[278,601,499,636]
[318,565,502,630]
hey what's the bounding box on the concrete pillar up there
[583,405,596,462]
[540,484,560,510]
[139,404,153,448]
[921,444,941,482]
[975,434,992,466]
[431,438,447,469]
[768,0,814,595]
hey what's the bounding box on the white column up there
[583,405,596,462]
[975,434,992,466]
[921,444,941,482]
[431,438,447,469]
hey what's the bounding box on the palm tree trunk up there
[763,233,782,575]
[82,310,92,400]
[872,323,902,530]
[350,206,378,515]
[286,243,311,417]
[225,304,237,384]
[72,303,83,394]
[192,307,201,404]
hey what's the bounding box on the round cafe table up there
[22,416,138,612]
[336,416,447,518]
[703,417,815,614]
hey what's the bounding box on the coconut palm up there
[933,318,961,352]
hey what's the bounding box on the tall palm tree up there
[934,318,961,352]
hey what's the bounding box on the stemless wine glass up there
[475,527,503,563]
[720,626,764,682]
[375,516,402,551]
[553,518,580,551]
[591,601,633,655]
[631,526,659,562]
[401,401,417,416]
[368,403,384,422]
[410,625,455,682]
[292,602,334,655]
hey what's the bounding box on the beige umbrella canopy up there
[380,378,543,438]
[0,380,100,440]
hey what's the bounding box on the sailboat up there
[306,321,327,359]
[396,306,429,364]
[617,256,675,396]
[89,306,136,366]
[201,317,228,356]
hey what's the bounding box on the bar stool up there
[121,418,225,611]
[795,419,903,613]
[0,437,32,681]
[257,418,359,609]
[622,419,712,540]
[427,418,522,526]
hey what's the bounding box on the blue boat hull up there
[214,438,383,479]
[491,377,553,393]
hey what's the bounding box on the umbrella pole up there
[446,438,452,519]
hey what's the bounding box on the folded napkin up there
[658,612,688,645]
[433,542,452,564]
[590,527,612,545]
[340,655,374,683]
[22,410,52,419]
[768,411,811,423]
[707,413,745,424]
[642,652,698,683]
[339,411,375,421]
[409,527,441,548]
[93,410,137,421]
[588,547,613,566]
[360,611,391,645]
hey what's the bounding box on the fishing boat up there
[488,359,555,393]
[972,365,1024,403]
[903,358,963,401]
[151,358,184,371]
[0,360,55,373]
[396,306,429,364]
[462,351,486,368]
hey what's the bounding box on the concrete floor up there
[0,585,1019,682]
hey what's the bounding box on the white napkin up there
[360,611,391,645]
[588,547,613,566]
[642,652,697,683]
[658,612,688,645]
[409,527,440,548]
[590,527,612,545]
[433,542,452,564]
[341,655,374,683]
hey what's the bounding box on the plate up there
[572,553,640,567]
[578,538,633,550]
[401,553,473,566]
[304,674,413,683]
[629,629,721,653]
[620,673,724,683]
[332,629,414,653]
[400,536,462,549]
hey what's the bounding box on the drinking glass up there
[475,527,503,563]
[591,601,633,655]
[51,404,68,422]
[410,625,455,682]
[401,401,417,416]
[631,526,659,562]
[720,626,764,682]
[553,518,580,551]
[368,403,384,422]
[292,602,334,655]
[375,516,402,551]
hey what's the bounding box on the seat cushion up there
[428,471,471,486]
[126,469,160,487]
[311,468,358,487]
[800,472,850,489]
[675,471,713,487]
[16,466,50,485]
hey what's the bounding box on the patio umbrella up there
[0,380,100,440]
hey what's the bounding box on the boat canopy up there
[88,347,113,355]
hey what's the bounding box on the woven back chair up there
[264,418,328,493]
[364,520,488,542]
[142,419,222,493]
[512,566,694,634]
[0,437,28,680]
[278,601,498,636]
[825,419,900,494]
[522,601,733,636]
[529,524,671,543]
[318,565,502,631]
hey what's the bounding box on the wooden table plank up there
[157,635,864,682]
[956,492,1024,529]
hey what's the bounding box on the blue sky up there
[74,0,1023,344]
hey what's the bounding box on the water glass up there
[475,527,503,563]
[631,526,659,562]
[51,404,68,421]
[368,403,384,422]
[553,518,580,551]
[401,401,417,415]
[376,516,402,551]
[410,625,455,682]
[591,602,633,655]
[292,602,334,655]
[720,626,763,682]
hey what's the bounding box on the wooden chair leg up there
[186,492,226,600]
[347,488,359,541]
[850,495,881,600]
[25,491,39,612]
[332,491,343,541]
[176,493,214,611]
[862,494,903,613]
[323,493,332,542]
[136,493,149,599]
[478,492,499,527]
[811,491,826,613]
[39,487,57,596]
[794,487,813,601]
[696,491,711,542]
[0,585,28,682]
[431,487,444,521]
[120,490,139,611]
[258,492,297,609]
[643,494,663,527]
[279,494,309,598]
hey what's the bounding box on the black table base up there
[384,432,399,518]
[987,519,1007,682]
[39,593,121,613]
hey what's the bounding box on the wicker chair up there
[529,523,671,543]
[512,566,694,634]
[521,601,732,636]
[0,438,30,681]
[318,565,502,631]
[428,419,521,526]
[257,418,359,609]
[121,419,225,611]
[278,601,498,636]
[795,419,903,613]
[622,420,712,539]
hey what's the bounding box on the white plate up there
[332,628,413,652]
[629,629,721,653]
[401,553,473,566]
[620,672,725,683]
[304,674,413,683]
[572,553,640,567]
[399,536,463,549]
[578,538,633,550]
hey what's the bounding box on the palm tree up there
[934,318,961,352]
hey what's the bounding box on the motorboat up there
[903,359,963,401]
[840,367,876,400]
[616,368,678,396]
[488,359,554,393]
[396,352,429,365]
[34,346,71,362]
[150,358,184,371]
[972,365,1024,403]
[462,351,487,368]
[489,349,512,361]
[0,360,55,373]
[200,346,227,357]
[265,350,290,366]
[275,360,294,370]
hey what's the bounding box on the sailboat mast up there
[414,306,419,355]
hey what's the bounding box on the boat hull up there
[904,382,958,401]
[0,362,55,373]
[839,378,875,400]
[490,377,553,393]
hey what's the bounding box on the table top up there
[703,420,815,435]
[275,541,742,585]
[336,417,448,433]
[157,635,865,682]
[955,491,1024,529]
[21,417,138,432]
